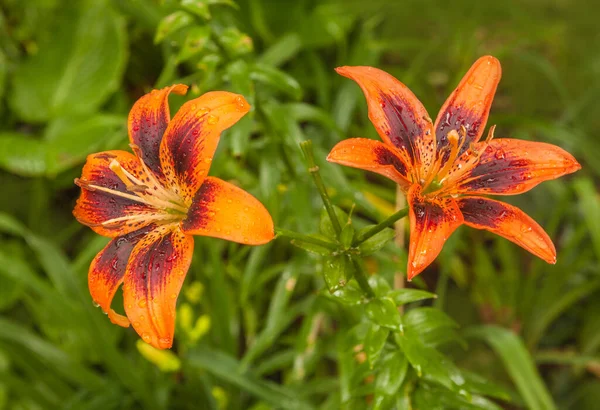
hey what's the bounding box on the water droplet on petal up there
[158,337,172,348]
[207,115,219,125]
[142,333,152,343]
[138,299,147,308]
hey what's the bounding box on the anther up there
[485,124,496,143]
[127,185,149,193]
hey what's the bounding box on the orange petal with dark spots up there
[181,177,274,245]
[335,66,435,179]
[88,226,155,328]
[434,56,501,166]
[326,138,412,187]
[123,225,194,349]
[454,139,581,195]
[407,185,463,280]
[73,151,165,237]
[459,196,556,263]
[128,84,188,180]
[159,91,251,202]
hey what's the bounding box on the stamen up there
[129,143,185,205]
[109,160,136,189]
[485,124,496,143]
[429,127,497,197]
[101,213,179,227]
[79,182,188,214]
[435,130,461,181]
[127,185,149,193]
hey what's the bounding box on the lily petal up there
[434,56,501,164]
[181,177,274,245]
[88,226,155,328]
[407,185,463,280]
[336,66,435,179]
[454,139,581,195]
[159,91,251,202]
[74,151,167,237]
[459,196,556,263]
[123,225,194,349]
[326,138,411,187]
[129,84,188,179]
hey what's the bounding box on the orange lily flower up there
[74,85,274,349]
[327,56,581,280]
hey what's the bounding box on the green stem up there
[275,228,337,250]
[353,206,409,245]
[299,140,342,236]
[351,258,375,298]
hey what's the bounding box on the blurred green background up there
[0,0,599,409]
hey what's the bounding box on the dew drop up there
[520,224,532,233]
[138,299,147,308]
[158,337,172,348]
[92,301,100,308]
[142,333,152,343]
[207,115,219,125]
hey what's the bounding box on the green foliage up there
[0,0,598,409]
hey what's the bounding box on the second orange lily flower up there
[327,56,580,280]
[74,85,274,349]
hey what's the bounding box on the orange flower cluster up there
[74,57,580,348]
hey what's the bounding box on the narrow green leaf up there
[373,350,408,409]
[177,26,212,61]
[389,288,437,305]
[250,63,302,100]
[323,254,351,292]
[330,280,364,305]
[320,206,348,240]
[364,323,389,368]
[366,297,402,331]
[358,227,395,255]
[155,11,193,43]
[181,0,211,19]
[187,348,314,410]
[339,224,354,249]
[465,325,556,410]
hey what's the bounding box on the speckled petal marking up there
[88,226,155,327]
[459,196,556,263]
[326,138,411,187]
[335,66,436,181]
[434,56,501,167]
[407,185,463,280]
[122,225,194,349]
[128,84,188,180]
[453,139,581,195]
[159,91,251,203]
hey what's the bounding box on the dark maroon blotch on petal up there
[373,144,408,176]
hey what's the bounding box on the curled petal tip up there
[171,83,189,95]
[479,55,500,65]
[233,93,251,114]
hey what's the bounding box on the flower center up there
[423,125,497,198]
[75,150,188,229]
